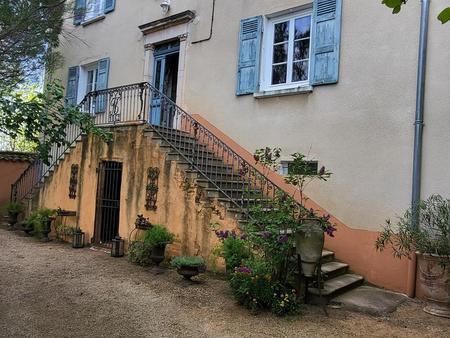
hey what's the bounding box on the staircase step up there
[321,261,349,280]
[321,250,335,263]
[308,274,364,303]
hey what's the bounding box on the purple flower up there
[235,266,252,274]
[325,225,337,237]
[277,234,289,244]
[240,234,247,240]
[259,231,271,239]
[319,166,326,176]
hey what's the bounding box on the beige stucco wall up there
[55,0,450,232]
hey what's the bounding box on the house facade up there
[31,0,450,295]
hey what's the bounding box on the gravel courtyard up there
[0,228,448,338]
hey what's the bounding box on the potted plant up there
[171,256,206,280]
[36,209,56,242]
[22,211,39,236]
[376,195,450,318]
[5,202,24,231]
[254,149,336,278]
[144,225,175,266]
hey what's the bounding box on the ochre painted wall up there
[32,125,236,267]
[0,160,31,210]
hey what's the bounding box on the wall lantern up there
[72,228,85,249]
[111,236,125,257]
[160,0,170,14]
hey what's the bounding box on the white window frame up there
[83,0,105,23]
[77,62,99,104]
[261,9,313,92]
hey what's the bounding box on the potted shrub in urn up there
[5,202,24,231]
[36,209,56,242]
[144,225,175,266]
[376,195,450,318]
[254,149,336,278]
[171,256,206,280]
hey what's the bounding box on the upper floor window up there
[74,0,116,26]
[262,11,312,91]
[84,0,105,22]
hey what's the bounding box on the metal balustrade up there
[11,82,288,217]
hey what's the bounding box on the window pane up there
[293,40,310,61]
[292,61,309,82]
[272,64,287,85]
[295,16,311,39]
[273,43,288,64]
[274,21,289,43]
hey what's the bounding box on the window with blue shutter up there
[95,58,110,113]
[66,67,79,106]
[73,0,86,25]
[104,0,116,13]
[236,16,263,96]
[310,0,342,85]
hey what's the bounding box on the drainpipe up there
[408,0,430,298]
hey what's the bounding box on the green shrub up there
[22,208,56,236]
[128,241,152,266]
[144,225,175,248]
[171,256,205,268]
[229,259,300,316]
[376,195,450,258]
[216,231,251,273]
[5,202,24,215]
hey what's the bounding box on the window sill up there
[82,15,106,26]
[254,85,313,99]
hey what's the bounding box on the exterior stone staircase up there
[12,82,365,304]
[146,125,365,302]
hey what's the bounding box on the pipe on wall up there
[408,0,430,298]
[191,0,216,44]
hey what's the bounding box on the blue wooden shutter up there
[96,58,110,113]
[104,0,116,14]
[310,0,342,85]
[73,0,85,25]
[66,67,79,106]
[236,16,263,96]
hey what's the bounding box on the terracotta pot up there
[295,219,324,278]
[176,264,206,280]
[150,244,167,266]
[417,253,450,318]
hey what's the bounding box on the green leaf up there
[438,7,450,24]
[382,0,405,14]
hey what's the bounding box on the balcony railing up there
[12,82,289,217]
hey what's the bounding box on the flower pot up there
[150,244,167,266]
[7,212,19,231]
[176,264,206,280]
[295,219,324,278]
[417,253,450,318]
[40,218,52,242]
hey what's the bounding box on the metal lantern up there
[72,228,85,248]
[111,236,124,257]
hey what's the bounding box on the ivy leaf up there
[438,7,450,24]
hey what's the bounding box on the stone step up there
[321,250,335,263]
[308,273,364,304]
[321,261,349,280]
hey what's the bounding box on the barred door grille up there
[94,161,123,246]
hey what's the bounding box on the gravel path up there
[0,228,448,338]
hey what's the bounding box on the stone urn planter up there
[150,244,167,266]
[171,256,206,280]
[7,212,19,231]
[295,219,325,278]
[40,217,54,242]
[417,253,450,318]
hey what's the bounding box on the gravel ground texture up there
[0,228,449,338]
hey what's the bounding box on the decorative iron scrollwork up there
[109,90,123,124]
[146,167,160,211]
[69,164,79,199]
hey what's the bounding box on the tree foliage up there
[382,0,450,24]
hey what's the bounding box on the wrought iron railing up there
[12,81,287,217]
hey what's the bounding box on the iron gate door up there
[94,161,123,246]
